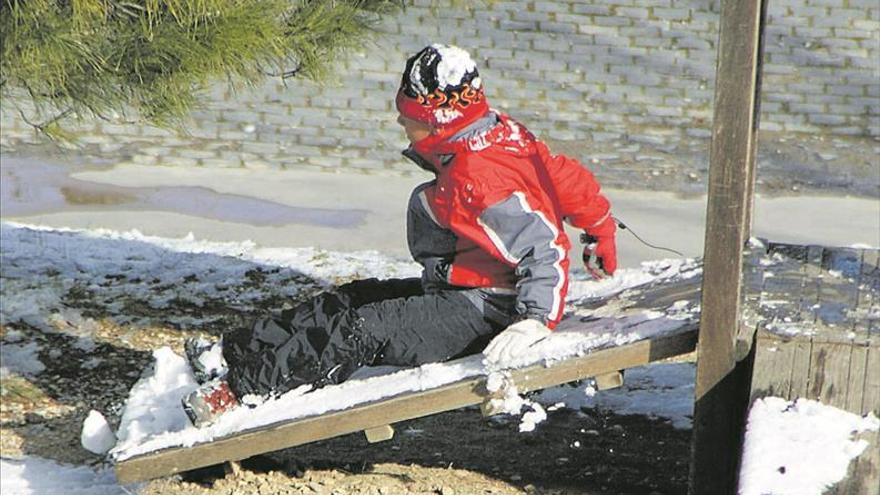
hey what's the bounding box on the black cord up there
[614,216,686,257]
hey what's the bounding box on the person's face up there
[397,114,433,144]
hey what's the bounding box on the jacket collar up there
[403,111,534,173]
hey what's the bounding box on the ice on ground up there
[0,456,125,495]
[739,397,880,495]
[81,410,117,455]
[0,341,45,378]
[535,363,696,429]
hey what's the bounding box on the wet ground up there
[1,156,367,228]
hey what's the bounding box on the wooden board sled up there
[115,271,703,484]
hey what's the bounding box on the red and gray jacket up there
[405,112,615,329]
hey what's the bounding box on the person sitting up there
[182,44,617,427]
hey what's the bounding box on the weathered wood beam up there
[689,0,768,493]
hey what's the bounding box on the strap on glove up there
[580,232,617,279]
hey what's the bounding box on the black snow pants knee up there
[222,278,507,398]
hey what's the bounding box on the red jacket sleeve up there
[535,142,615,237]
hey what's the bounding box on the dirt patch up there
[136,407,688,495]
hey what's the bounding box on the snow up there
[738,397,879,495]
[0,222,419,334]
[430,44,477,90]
[0,341,45,378]
[0,221,703,462]
[81,410,117,455]
[113,348,199,452]
[2,221,875,494]
[0,457,125,495]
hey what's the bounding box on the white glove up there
[483,319,552,365]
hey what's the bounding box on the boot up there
[182,378,240,427]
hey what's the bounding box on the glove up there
[581,232,617,279]
[483,319,552,365]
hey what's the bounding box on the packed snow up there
[81,411,117,455]
[739,397,879,495]
[431,44,478,90]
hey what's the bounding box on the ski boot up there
[182,378,240,427]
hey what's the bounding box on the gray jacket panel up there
[406,181,457,292]
[477,192,565,324]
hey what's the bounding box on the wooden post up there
[689,0,767,494]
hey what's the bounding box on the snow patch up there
[112,347,199,454]
[0,342,45,378]
[0,456,125,495]
[739,397,879,495]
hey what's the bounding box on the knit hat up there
[396,44,490,130]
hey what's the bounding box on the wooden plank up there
[865,345,880,417]
[846,345,870,415]
[689,0,767,491]
[807,342,854,408]
[116,327,698,484]
[812,248,865,345]
[836,347,880,495]
[789,339,813,400]
[855,249,880,345]
[749,334,796,402]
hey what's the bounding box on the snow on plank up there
[114,328,698,483]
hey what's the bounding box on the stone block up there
[299,135,339,147]
[788,103,826,113]
[829,103,870,115]
[539,21,578,34]
[200,157,243,168]
[512,11,546,23]
[653,8,691,20]
[594,16,633,27]
[572,5,612,15]
[499,20,538,31]
[809,114,848,125]
[616,7,650,19]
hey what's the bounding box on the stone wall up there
[1,0,878,173]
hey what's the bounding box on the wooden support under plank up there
[115,327,697,484]
[595,371,624,391]
[363,425,394,443]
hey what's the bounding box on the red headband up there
[395,84,490,130]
